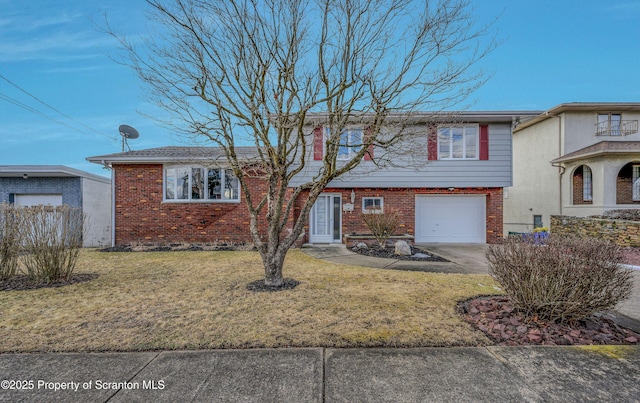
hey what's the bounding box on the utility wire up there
[0,73,117,141]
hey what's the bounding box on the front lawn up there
[0,249,500,352]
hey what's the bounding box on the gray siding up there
[290,122,513,188]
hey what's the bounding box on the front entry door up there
[309,194,342,243]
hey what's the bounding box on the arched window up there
[572,165,592,205]
[616,162,640,204]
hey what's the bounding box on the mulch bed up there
[351,245,449,262]
[458,296,640,346]
[246,278,300,292]
[0,274,99,291]
[100,243,246,252]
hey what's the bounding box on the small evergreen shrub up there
[0,204,22,281]
[487,235,633,323]
[361,209,401,248]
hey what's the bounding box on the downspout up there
[100,159,116,247]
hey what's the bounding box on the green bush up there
[0,204,22,281]
[487,235,633,323]
[21,205,84,283]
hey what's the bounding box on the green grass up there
[0,249,500,352]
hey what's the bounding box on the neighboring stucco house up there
[504,103,640,234]
[0,165,112,247]
[88,111,538,246]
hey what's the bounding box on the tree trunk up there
[262,246,287,287]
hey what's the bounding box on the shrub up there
[0,203,22,281]
[487,235,633,323]
[361,209,401,248]
[21,205,84,283]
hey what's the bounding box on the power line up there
[0,73,117,141]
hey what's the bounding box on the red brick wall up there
[113,164,268,245]
[317,187,503,244]
[114,164,503,245]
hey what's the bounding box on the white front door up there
[309,194,342,243]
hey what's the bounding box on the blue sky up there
[1,0,639,178]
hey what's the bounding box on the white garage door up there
[14,194,63,207]
[415,195,486,243]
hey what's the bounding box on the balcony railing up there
[595,120,638,136]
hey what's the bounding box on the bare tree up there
[112,0,494,286]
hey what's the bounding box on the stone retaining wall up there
[550,215,640,247]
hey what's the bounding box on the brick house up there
[503,103,640,234]
[88,112,538,246]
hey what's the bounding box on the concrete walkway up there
[1,346,638,402]
[301,243,489,274]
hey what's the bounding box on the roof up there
[0,165,110,183]
[515,102,640,132]
[305,110,542,124]
[550,141,640,164]
[87,146,260,165]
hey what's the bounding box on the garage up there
[14,194,63,207]
[415,195,486,243]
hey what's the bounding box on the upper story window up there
[596,113,638,136]
[164,166,240,202]
[438,125,478,160]
[597,113,622,136]
[337,129,364,160]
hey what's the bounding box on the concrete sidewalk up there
[1,346,638,402]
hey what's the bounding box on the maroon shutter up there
[427,124,438,160]
[364,127,374,160]
[313,126,323,161]
[479,124,489,160]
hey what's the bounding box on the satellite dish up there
[118,124,139,151]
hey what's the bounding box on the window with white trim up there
[583,165,593,201]
[362,197,383,213]
[437,125,478,159]
[164,166,240,202]
[337,129,363,160]
[633,165,640,201]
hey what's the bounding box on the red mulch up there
[458,296,640,346]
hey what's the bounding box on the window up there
[533,215,543,229]
[633,165,640,201]
[362,197,383,213]
[583,165,593,201]
[572,165,592,205]
[337,129,363,160]
[597,113,622,136]
[438,125,478,159]
[164,166,239,202]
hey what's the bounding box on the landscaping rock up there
[394,240,411,256]
[356,242,368,249]
[457,296,640,346]
[412,253,430,259]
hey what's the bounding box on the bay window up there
[164,166,240,202]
